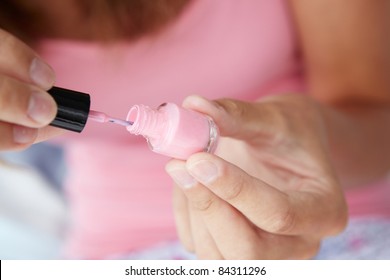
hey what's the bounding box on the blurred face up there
[0,0,191,41]
[3,0,81,23]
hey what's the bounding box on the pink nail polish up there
[126,103,218,159]
[46,87,218,159]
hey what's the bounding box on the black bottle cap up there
[48,86,90,133]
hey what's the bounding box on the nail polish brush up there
[47,86,131,132]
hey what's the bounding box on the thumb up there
[183,152,347,237]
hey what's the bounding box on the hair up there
[0,0,191,42]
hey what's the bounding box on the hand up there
[165,94,348,259]
[0,29,61,150]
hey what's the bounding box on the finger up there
[185,153,347,237]
[182,95,279,142]
[167,159,320,259]
[185,183,261,259]
[183,95,337,184]
[0,76,57,127]
[167,160,223,259]
[258,232,321,259]
[35,126,64,143]
[0,29,55,89]
[0,122,38,150]
[186,184,320,259]
[0,122,64,151]
[188,206,223,259]
[172,185,194,252]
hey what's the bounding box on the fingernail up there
[30,58,56,89]
[13,125,37,144]
[188,160,219,185]
[167,168,197,189]
[27,91,57,125]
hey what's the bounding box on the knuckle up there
[216,99,247,120]
[264,103,291,134]
[220,173,246,202]
[217,98,240,112]
[191,196,215,212]
[267,205,296,234]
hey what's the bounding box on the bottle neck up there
[126,104,164,139]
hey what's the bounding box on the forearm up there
[320,101,390,188]
[289,0,390,188]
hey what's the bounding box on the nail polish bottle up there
[126,103,218,159]
[47,87,218,160]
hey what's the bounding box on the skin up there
[166,95,347,259]
[0,0,101,149]
[1,0,389,259]
[166,0,390,259]
[0,28,62,150]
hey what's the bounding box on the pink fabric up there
[37,0,390,259]
[346,179,390,218]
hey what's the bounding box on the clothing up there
[117,217,390,260]
[315,217,390,259]
[37,0,390,259]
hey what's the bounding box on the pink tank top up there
[37,0,390,259]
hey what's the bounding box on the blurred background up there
[0,143,68,259]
